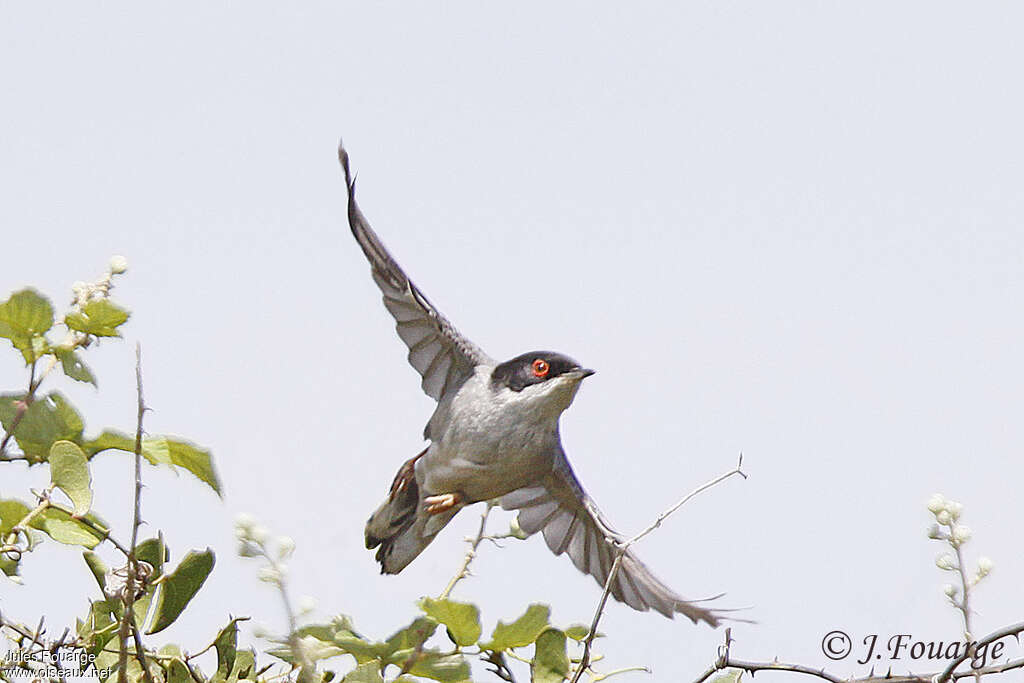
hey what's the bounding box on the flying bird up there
[340,143,724,626]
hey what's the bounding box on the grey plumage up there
[341,143,725,627]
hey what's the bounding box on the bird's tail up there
[364,454,458,574]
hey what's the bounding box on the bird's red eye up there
[532,359,550,378]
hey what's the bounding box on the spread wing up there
[339,143,492,402]
[500,453,725,626]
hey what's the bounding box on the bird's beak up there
[576,368,596,379]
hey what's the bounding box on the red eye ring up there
[532,359,550,378]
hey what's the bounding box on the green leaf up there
[93,647,121,678]
[83,431,168,464]
[0,391,84,463]
[0,499,32,536]
[83,550,108,591]
[328,636,383,664]
[480,604,550,651]
[228,650,257,683]
[213,619,241,682]
[267,639,345,665]
[142,436,173,464]
[50,440,93,515]
[166,438,222,496]
[64,299,130,337]
[402,651,471,683]
[160,644,184,659]
[0,289,54,362]
[77,599,120,656]
[384,616,438,660]
[82,431,222,496]
[0,499,32,578]
[288,616,382,665]
[29,506,106,547]
[709,671,744,683]
[81,429,136,457]
[564,624,592,642]
[135,533,168,578]
[296,615,361,642]
[167,659,193,683]
[146,548,215,634]
[418,597,481,647]
[342,662,384,683]
[0,288,54,337]
[131,534,168,631]
[55,347,97,386]
[531,629,569,683]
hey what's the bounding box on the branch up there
[571,454,747,683]
[75,514,132,558]
[691,621,1024,683]
[936,621,1024,683]
[118,345,155,683]
[0,358,38,460]
[439,501,495,600]
[482,649,517,683]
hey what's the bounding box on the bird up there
[339,143,724,626]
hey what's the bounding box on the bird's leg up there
[424,492,464,515]
[388,447,427,501]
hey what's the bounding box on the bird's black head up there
[490,351,595,392]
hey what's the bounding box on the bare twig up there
[571,454,747,683]
[590,665,651,681]
[118,345,155,683]
[440,501,495,600]
[74,513,132,557]
[482,649,517,683]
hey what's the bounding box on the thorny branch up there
[117,344,155,683]
[570,454,748,683]
[691,622,1024,683]
[440,500,496,600]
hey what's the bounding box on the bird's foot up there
[424,492,463,515]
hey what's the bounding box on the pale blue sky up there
[2,3,1023,680]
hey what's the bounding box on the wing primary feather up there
[339,142,492,404]
[498,452,730,627]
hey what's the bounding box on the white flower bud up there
[936,554,956,571]
[936,510,952,525]
[977,557,993,575]
[951,525,972,546]
[298,596,316,613]
[943,584,958,597]
[277,536,296,559]
[237,541,261,558]
[109,255,129,275]
[257,567,280,584]
[927,494,946,514]
[235,513,255,530]
[947,501,963,520]
[251,526,269,544]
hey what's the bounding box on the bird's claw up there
[424,492,463,515]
